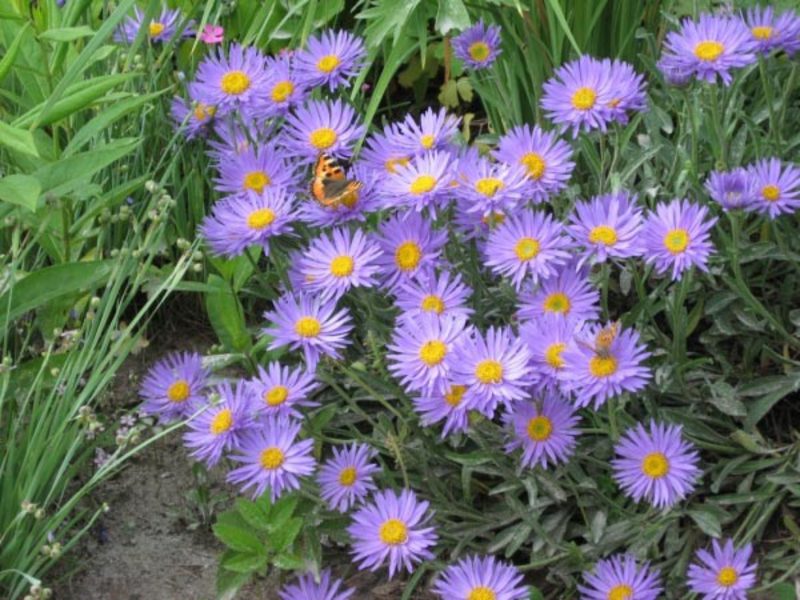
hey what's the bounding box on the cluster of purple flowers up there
[706,158,800,219]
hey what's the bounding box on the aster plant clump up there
[125,3,800,599]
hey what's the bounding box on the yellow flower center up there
[467,587,496,600]
[468,42,491,63]
[193,103,216,122]
[751,26,773,40]
[607,584,633,600]
[294,316,321,338]
[444,384,466,407]
[481,211,506,227]
[641,451,670,479]
[330,255,354,278]
[309,127,337,150]
[317,54,340,73]
[148,22,165,37]
[663,228,690,255]
[527,415,553,442]
[421,294,445,314]
[589,355,617,377]
[246,207,276,230]
[395,241,422,271]
[717,566,738,587]
[271,80,294,103]
[379,518,408,545]
[209,408,233,435]
[410,174,437,195]
[167,379,190,403]
[338,466,357,486]
[514,237,540,261]
[544,342,567,369]
[520,152,546,180]
[419,340,447,366]
[571,86,597,110]
[385,157,410,174]
[762,184,780,202]
[543,292,571,314]
[220,70,251,95]
[475,177,504,198]
[420,134,436,149]
[475,359,503,384]
[264,385,289,407]
[694,40,724,62]
[243,170,270,193]
[589,224,618,246]
[259,447,285,470]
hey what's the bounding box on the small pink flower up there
[199,24,223,44]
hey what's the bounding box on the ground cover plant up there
[2,0,800,599]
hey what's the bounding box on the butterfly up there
[577,321,621,358]
[310,154,362,210]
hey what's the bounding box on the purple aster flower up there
[412,382,471,438]
[247,362,318,419]
[541,56,615,137]
[603,59,648,124]
[207,117,261,160]
[348,489,438,578]
[452,205,509,241]
[744,157,800,219]
[705,168,756,211]
[657,53,693,86]
[170,83,216,139]
[659,14,756,86]
[193,44,270,117]
[743,6,800,56]
[359,123,411,180]
[519,314,579,388]
[395,270,473,324]
[263,292,353,371]
[687,538,757,600]
[559,322,651,409]
[612,420,701,509]
[299,163,383,228]
[139,351,208,422]
[641,199,718,281]
[493,124,575,203]
[567,191,644,267]
[452,20,503,70]
[182,380,255,467]
[432,554,528,600]
[115,7,187,44]
[200,189,297,258]
[282,99,365,162]
[395,107,460,157]
[447,326,534,418]
[279,569,355,600]
[373,212,448,290]
[294,29,366,91]
[578,554,663,600]
[317,443,381,513]
[212,147,299,199]
[387,314,467,395]
[484,210,572,290]
[258,55,308,118]
[299,228,382,300]
[503,392,580,469]
[382,151,455,214]
[455,155,528,217]
[226,416,315,501]
[517,262,600,323]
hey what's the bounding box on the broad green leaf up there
[212,523,266,555]
[205,274,252,353]
[39,26,95,42]
[215,562,251,600]
[0,260,114,333]
[435,0,470,34]
[772,582,797,600]
[688,508,722,538]
[220,551,268,574]
[235,498,271,532]
[269,495,298,531]
[0,174,41,211]
[0,121,39,158]
[272,553,305,570]
[267,517,302,553]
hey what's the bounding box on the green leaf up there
[772,582,797,600]
[438,79,460,108]
[0,121,40,158]
[235,498,271,532]
[205,274,252,353]
[687,508,722,538]
[741,374,800,428]
[0,23,31,83]
[220,551,268,574]
[455,76,473,102]
[0,261,114,334]
[215,563,251,600]
[269,495,298,531]
[39,26,96,42]
[435,0,470,34]
[272,552,306,570]
[0,174,41,211]
[267,517,302,553]
[212,523,266,555]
